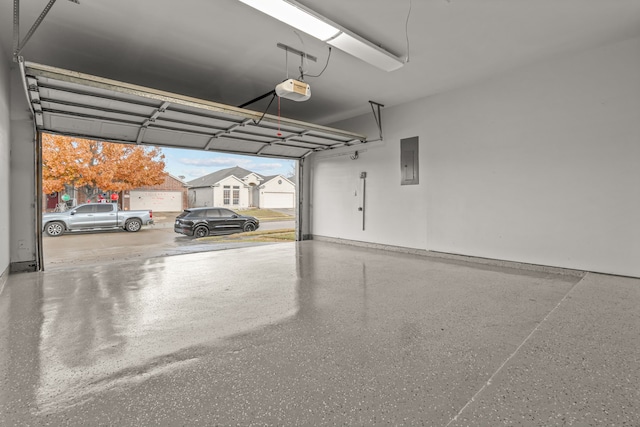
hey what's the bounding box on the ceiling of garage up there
[2,0,640,130]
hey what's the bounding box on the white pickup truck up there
[42,203,154,237]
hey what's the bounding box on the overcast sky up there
[162,147,295,182]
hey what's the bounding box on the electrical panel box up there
[400,137,419,185]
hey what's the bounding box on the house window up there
[223,186,230,205]
[233,186,240,205]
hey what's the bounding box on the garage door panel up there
[130,191,182,212]
[263,192,294,209]
[23,61,367,160]
[142,128,211,147]
[49,115,96,134]
[100,122,142,140]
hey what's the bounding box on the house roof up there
[188,166,295,188]
[130,172,189,191]
[187,166,258,187]
[166,173,188,185]
[261,175,295,187]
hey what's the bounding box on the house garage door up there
[130,191,182,212]
[262,192,295,209]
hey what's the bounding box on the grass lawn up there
[200,229,295,243]
[237,208,294,221]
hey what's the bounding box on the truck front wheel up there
[44,221,65,237]
[124,218,142,232]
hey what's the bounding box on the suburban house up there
[187,166,295,209]
[43,173,188,212]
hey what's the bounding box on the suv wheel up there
[194,226,209,238]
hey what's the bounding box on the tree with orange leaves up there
[42,133,166,199]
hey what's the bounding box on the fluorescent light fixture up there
[326,31,404,72]
[238,0,340,41]
[238,0,405,72]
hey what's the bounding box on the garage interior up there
[1,1,639,426]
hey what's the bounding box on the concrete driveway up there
[42,213,295,270]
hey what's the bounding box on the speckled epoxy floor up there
[1,241,638,426]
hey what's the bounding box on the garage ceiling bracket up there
[136,101,171,144]
[257,129,311,155]
[369,100,385,141]
[321,138,361,151]
[203,118,253,150]
[277,43,318,63]
[203,136,218,151]
[12,0,80,60]
[224,120,249,135]
[222,119,252,136]
[256,144,273,155]
[290,130,310,140]
[12,0,19,57]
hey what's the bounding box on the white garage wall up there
[0,45,10,279]
[310,141,428,250]
[309,36,640,278]
[9,65,38,273]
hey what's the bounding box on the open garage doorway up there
[40,133,298,270]
[20,61,365,271]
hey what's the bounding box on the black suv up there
[174,207,259,238]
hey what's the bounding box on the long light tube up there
[238,0,340,41]
[238,0,405,72]
[326,31,404,72]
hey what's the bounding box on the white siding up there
[190,187,214,207]
[217,176,250,209]
[259,177,295,208]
